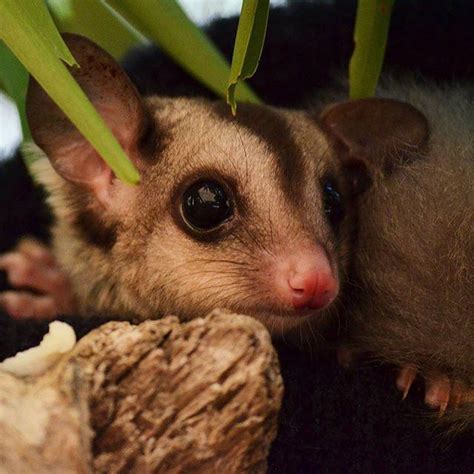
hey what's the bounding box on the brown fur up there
[29,94,355,335]
[27,34,395,340]
[344,81,474,432]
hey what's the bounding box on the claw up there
[396,365,417,400]
[438,400,449,417]
[395,364,473,413]
[425,375,451,411]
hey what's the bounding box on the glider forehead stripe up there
[212,102,305,205]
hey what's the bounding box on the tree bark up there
[0,310,283,474]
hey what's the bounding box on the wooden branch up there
[0,364,92,474]
[0,310,283,473]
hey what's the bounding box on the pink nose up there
[288,271,338,309]
[273,246,338,311]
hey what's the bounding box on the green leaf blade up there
[0,0,139,184]
[47,0,146,59]
[349,0,395,99]
[227,0,269,114]
[106,0,260,104]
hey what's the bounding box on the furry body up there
[344,81,474,430]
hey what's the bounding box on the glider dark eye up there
[322,177,345,230]
[182,180,233,231]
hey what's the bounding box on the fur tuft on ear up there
[26,33,148,205]
[320,98,430,193]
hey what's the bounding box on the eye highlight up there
[181,180,233,232]
[322,177,345,230]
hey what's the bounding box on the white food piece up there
[0,321,76,377]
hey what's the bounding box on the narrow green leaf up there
[227,0,270,114]
[47,0,146,59]
[3,0,78,67]
[349,0,395,99]
[0,41,30,139]
[105,0,260,104]
[0,0,139,184]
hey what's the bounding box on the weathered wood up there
[0,310,283,473]
[0,363,92,474]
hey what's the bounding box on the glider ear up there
[26,33,148,205]
[320,98,430,193]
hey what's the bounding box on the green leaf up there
[47,0,146,59]
[227,0,269,115]
[0,41,30,139]
[0,0,139,184]
[349,0,395,99]
[105,0,260,104]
